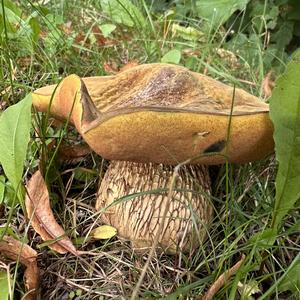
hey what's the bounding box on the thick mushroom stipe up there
[96,161,213,253]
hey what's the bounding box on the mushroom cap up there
[32,63,274,165]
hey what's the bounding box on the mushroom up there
[32,64,274,252]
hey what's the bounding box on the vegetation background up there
[0,0,300,299]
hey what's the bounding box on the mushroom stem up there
[96,161,213,253]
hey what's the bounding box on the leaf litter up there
[25,170,78,255]
[0,235,39,300]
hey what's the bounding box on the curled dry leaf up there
[119,60,140,73]
[103,61,119,74]
[262,70,275,98]
[0,235,39,300]
[104,60,140,75]
[215,48,240,70]
[201,255,246,300]
[57,143,92,164]
[91,24,108,46]
[25,170,78,255]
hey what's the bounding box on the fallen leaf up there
[103,61,119,74]
[91,25,107,46]
[237,280,261,299]
[262,70,275,98]
[215,48,240,69]
[58,144,92,164]
[119,60,139,73]
[182,48,201,57]
[0,86,12,99]
[92,225,117,240]
[25,170,78,255]
[201,255,246,300]
[0,235,39,300]
[61,21,73,35]
[74,32,88,45]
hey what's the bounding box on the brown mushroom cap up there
[33,63,274,165]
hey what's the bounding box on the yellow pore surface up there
[83,109,274,165]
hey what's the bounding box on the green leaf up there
[269,51,300,231]
[0,271,10,300]
[248,228,277,248]
[99,23,116,37]
[161,49,181,64]
[28,15,41,42]
[195,0,250,28]
[100,0,146,28]
[171,23,204,41]
[271,21,294,53]
[278,253,300,296]
[1,0,21,17]
[0,94,32,192]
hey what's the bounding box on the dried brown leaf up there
[58,143,92,164]
[201,255,246,300]
[182,48,201,57]
[74,32,87,45]
[25,170,78,255]
[0,235,39,300]
[60,21,73,35]
[103,61,119,74]
[262,71,275,98]
[119,60,140,73]
[91,25,107,46]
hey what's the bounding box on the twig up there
[201,254,246,300]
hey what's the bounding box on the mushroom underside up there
[96,161,213,253]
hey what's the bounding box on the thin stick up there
[201,254,246,300]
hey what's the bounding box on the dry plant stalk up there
[201,254,246,300]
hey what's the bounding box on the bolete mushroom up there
[32,64,274,252]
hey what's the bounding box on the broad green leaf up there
[161,49,181,64]
[1,0,21,17]
[92,225,117,240]
[278,253,300,296]
[100,0,146,28]
[0,271,10,300]
[269,51,300,231]
[99,23,116,37]
[0,94,32,192]
[1,5,35,53]
[195,0,250,28]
